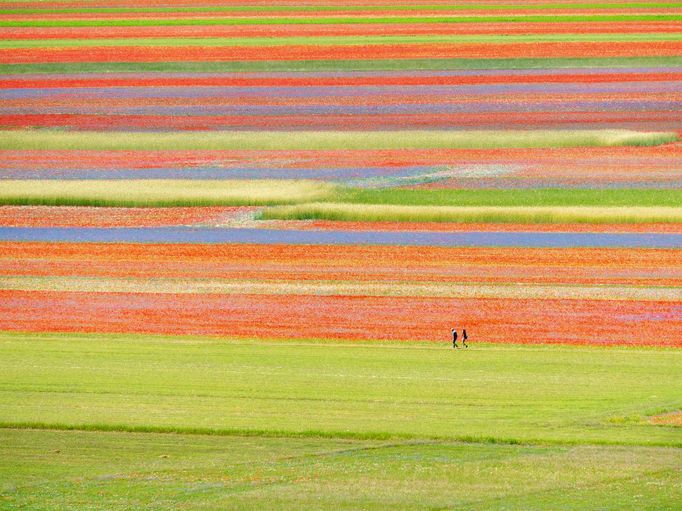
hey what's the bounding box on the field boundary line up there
[1,422,679,448]
[2,329,681,352]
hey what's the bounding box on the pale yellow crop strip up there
[0,180,337,207]
[2,276,680,302]
[261,203,682,224]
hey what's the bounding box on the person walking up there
[462,329,468,348]
[451,328,458,349]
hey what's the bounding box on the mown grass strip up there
[0,130,675,151]
[2,14,682,27]
[0,180,336,207]
[1,332,679,448]
[4,33,682,49]
[3,56,682,74]
[261,203,682,224]
[2,3,680,14]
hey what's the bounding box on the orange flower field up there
[0,242,679,345]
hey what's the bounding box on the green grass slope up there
[1,333,679,446]
[1,332,680,509]
[1,429,680,510]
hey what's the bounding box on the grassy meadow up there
[2,429,681,510]
[0,332,680,509]
[1,332,679,445]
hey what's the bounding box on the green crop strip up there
[261,203,682,224]
[1,181,679,210]
[3,33,681,49]
[2,56,682,74]
[1,3,680,14]
[0,130,676,151]
[336,188,682,208]
[1,14,682,27]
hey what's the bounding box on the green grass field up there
[0,332,680,509]
[2,333,679,445]
[2,430,681,510]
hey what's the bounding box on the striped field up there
[0,1,680,509]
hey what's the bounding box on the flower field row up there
[11,42,679,63]
[2,275,680,302]
[0,238,678,344]
[1,289,679,346]
[3,22,682,40]
[2,243,678,287]
[4,227,681,247]
[3,146,681,188]
[3,112,679,131]
[3,206,682,232]
[0,0,679,347]
[0,206,244,227]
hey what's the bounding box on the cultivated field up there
[0,0,680,509]
[1,333,681,509]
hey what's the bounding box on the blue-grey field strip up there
[3,81,681,99]
[3,101,678,116]
[0,167,426,180]
[1,227,681,248]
